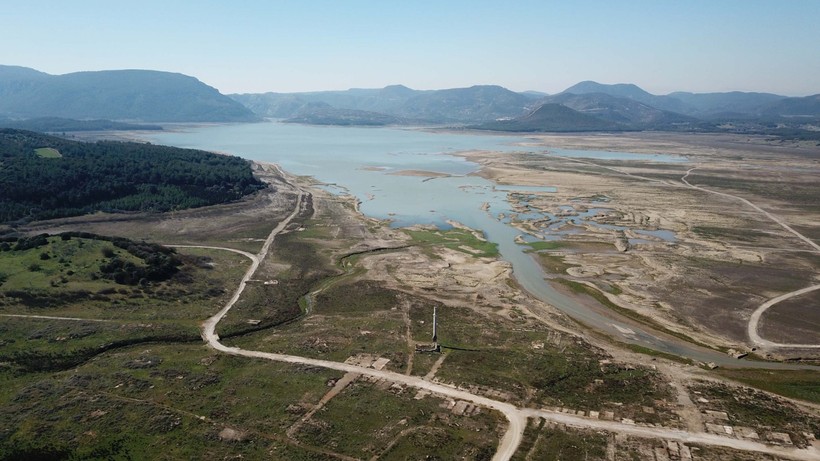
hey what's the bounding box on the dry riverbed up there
[458,132,820,360]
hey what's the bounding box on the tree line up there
[0,129,266,223]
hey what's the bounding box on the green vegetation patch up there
[524,240,566,251]
[411,297,671,418]
[715,368,820,404]
[0,232,181,293]
[33,147,61,158]
[536,253,576,274]
[517,424,608,461]
[295,381,501,460]
[440,348,668,417]
[689,381,819,446]
[217,228,337,338]
[405,226,498,258]
[0,129,265,223]
[0,237,248,373]
[0,344,342,460]
[227,282,409,369]
[314,280,398,315]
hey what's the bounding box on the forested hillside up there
[0,66,259,122]
[0,130,265,223]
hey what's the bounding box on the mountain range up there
[232,80,820,135]
[0,65,258,122]
[231,84,536,124]
[1,65,818,137]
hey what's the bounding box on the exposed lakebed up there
[145,123,800,367]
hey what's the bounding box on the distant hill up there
[541,93,697,128]
[283,102,405,126]
[667,91,786,118]
[0,117,162,132]
[0,65,259,122]
[561,81,689,113]
[233,79,818,137]
[520,90,549,99]
[232,84,534,124]
[231,85,427,119]
[395,85,532,123]
[557,81,817,120]
[760,94,820,118]
[473,103,621,132]
[0,129,265,223]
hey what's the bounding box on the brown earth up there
[458,132,820,356]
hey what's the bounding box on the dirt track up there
[190,167,819,461]
[681,167,820,351]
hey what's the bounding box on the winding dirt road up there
[682,168,820,351]
[184,178,818,461]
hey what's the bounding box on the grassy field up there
[293,380,502,459]
[523,240,566,251]
[225,221,675,423]
[0,237,249,372]
[715,368,820,404]
[34,147,61,158]
[512,420,607,461]
[405,227,499,258]
[0,343,343,460]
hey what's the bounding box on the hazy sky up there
[3,0,819,96]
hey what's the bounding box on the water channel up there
[146,122,808,369]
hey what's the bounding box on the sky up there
[2,0,819,96]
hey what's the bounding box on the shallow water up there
[145,123,809,368]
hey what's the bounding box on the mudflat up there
[459,132,820,360]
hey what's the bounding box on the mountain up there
[760,94,820,118]
[283,103,405,126]
[520,90,549,99]
[394,85,532,123]
[0,65,259,122]
[667,91,786,118]
[561,81,689,113]
[559,81,813,120]
[232,84,534,124]
[232,79,817,137]
[231,85,428,119]
[0,117,162,132]
[541,92,697,128]
[563,81,654,101]
[473,103,621,132]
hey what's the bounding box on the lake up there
[144,122,794,367]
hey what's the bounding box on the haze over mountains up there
[230,81,820,131]
[0,65,258,123]
[1,65,818,138]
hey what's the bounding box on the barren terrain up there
[459,132,820,360]
[2,132,819,460]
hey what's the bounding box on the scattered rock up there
[218,427,245,442]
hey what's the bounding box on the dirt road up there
[188,173,818,461]
[682,168,820,253]
[682,167,820,351]
[748,284,820,349]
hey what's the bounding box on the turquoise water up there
[144,122,806,367]
[149,123,522,228]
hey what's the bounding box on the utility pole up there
[432,306,439,351]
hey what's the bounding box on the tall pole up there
[432,306,438,344]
